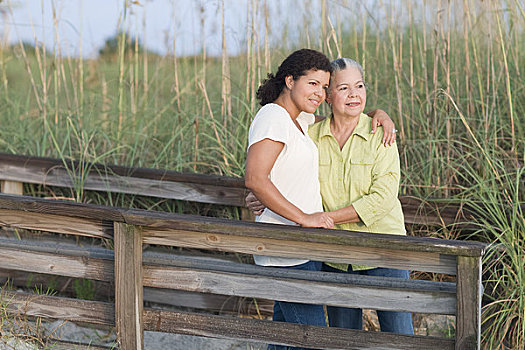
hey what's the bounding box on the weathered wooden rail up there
[0,153,486,349]
[0,152,468,226]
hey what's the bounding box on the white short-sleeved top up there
[248,103,323,266]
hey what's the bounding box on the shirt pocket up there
[348,155,374,192]
[318,158,332,183]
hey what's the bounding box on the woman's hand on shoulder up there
[367,109,397,146]
[299,212,334,229]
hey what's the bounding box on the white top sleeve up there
[248,104,290,149]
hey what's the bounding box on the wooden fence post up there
[240,208,255,222]
[114,222,144,350]
[456,256,482,350]
[0,180,23,195]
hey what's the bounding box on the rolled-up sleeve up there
[352,142,400,227]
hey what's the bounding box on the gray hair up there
[330,58,365,84]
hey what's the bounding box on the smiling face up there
[286,69,330,115]
[327,67,367,118]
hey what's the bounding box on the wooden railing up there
[0,153,486,349]
[0,152,468,225]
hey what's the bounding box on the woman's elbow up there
[245,177,255,191]
[245,173,262,192]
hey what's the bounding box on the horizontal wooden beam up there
[45,339,113,350]
[0,197,482,276]
[143,250,456,293]
[144,265,456,314]
[145,309,456,350]
[0,290,114,325]
[0,237,456,291]
[0,207,470,275]
[1,290,455,350]
[0,268,273,316]
[0,238,456,314]
[0,194,487,257]
[0,246,113,282]
[399,196,470,226]
[143,228,458,274]
[0,208,111,239]
[0,153,246,188]
[3,193,484,257]
[0,152,246,206]
[0,152,483,227]
[117,210,487,258]
[0,194,124,222]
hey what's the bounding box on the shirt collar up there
[318,113,371,141]
[353,113,371,141]
[297,112,315,126]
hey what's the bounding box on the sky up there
[1,0,326,58]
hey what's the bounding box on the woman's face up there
[327,67,366,118]
[287,69,330,114]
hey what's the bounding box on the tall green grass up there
[0,0,523,347]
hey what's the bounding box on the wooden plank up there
[0,152,473,226]
[0,290,114,325]
[125,208,487,257]
[455,256,482,350]
[0,208,111,239]
[1,180,23,195]
[143,288,273,315]
[240,207,255,221]
[399,196,470,226]
[0,152,246,187]
[143,265,456,314]
[142,250,456,293]
[0,237,452,295]
[0,193,487,257]
[143,228,457,274]
[0,268,272,316]
[0,153,246,206]
[0,238,455,314]
[144,309,456,350]
[45,339,113,350]
[0,193,125,222]
[114,222,144,350]
[0,289,455,349]
[0,246,113,282]
[0,236,114,259]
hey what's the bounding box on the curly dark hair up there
[256,49,332,106]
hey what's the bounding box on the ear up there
[284,75,294,90]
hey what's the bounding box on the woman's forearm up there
[245,176,307,224]
[327,205,361,225]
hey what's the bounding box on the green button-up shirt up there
[308,114,406,269]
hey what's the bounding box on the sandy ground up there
[0,320,267,350]
[0,313,454,349]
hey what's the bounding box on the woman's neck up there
[330,113,360,149]
[274,93,300,120]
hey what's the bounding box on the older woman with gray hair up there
[308,57,413,334]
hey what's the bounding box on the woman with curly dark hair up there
[245,50,333,349]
